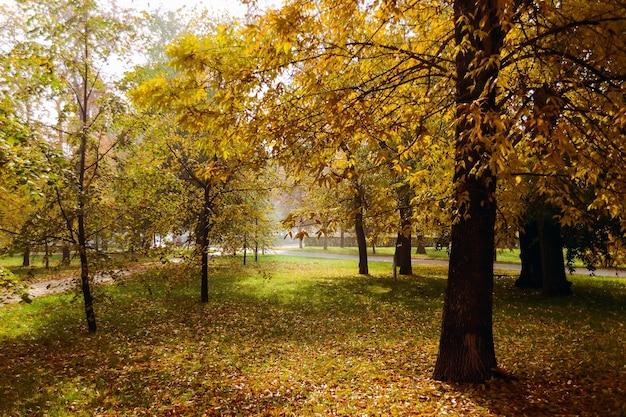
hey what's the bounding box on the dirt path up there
[1,264,153,306]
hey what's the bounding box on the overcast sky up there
[128,0,248,17]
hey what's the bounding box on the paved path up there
[272,249,626,278]
[1,265,151,305]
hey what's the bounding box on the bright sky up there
[128,0,248,17]
[0,0,279,17]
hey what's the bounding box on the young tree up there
[11,0,140,332]
[131,21,275,302]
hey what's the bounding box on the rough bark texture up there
[433,0,505,383]
[433,173,498,382]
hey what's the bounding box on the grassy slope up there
[0,256,624,416]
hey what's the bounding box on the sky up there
[128,0,248,17]
[0,0,278,18]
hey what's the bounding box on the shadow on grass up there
[0,260,624,416]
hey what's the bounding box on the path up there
[1,264,152,305]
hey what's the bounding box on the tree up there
[239,0,626,382]
[431,0,508,383]
[10,0,140,332]
[131,21,275,302]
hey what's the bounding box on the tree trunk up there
[355,210,368,275]
[78,216,96,333]
[516,220,543,289]
[538,215,572,296]
[433,0,505,383]
[44,239,50,269]
[415,234,427,255]
[340,230,345,248]
[396,204,413,275]
[200,184,211,303]
[243,235,248,265]
[433,172,498,383]
[395,232,412,275]
[77,130,96,333]
[22,246,30,267]
[62,246,71,265]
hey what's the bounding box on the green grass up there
[0,255,624,416]
[296,245,614,267]
[296,245,521,262]
[0,252,158,283]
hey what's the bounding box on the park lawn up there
[0,252,158,283]
[0,255,624,416]
[296,245,521,263]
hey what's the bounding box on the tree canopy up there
[1,0,625,383]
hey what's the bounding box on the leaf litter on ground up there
[0,256,624,416]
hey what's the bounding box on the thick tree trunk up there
[538,216,572,296]
[433,173,498,382]
[516,220,543,288]
[395,232,412,275]
[433,0,505,383]
[415,234,427,255]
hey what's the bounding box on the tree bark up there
[415,234,427,255]
[433,0,505,383]
[78,216,96,333]
[44,239,50,269]
[538,215,572,296]
[22,246,30,267]
[200,183,211,303]
[433,172,498,383]
[355,210,368,274]
[396,204,413,275]
[61,246,71,265]
[395,232,413,275]
[243,235,248,265]
[516,220,543,288]
[77,128,96,333]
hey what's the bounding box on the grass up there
[295,245,522,263]
[0,252,158,283]
[0,255,625,416]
